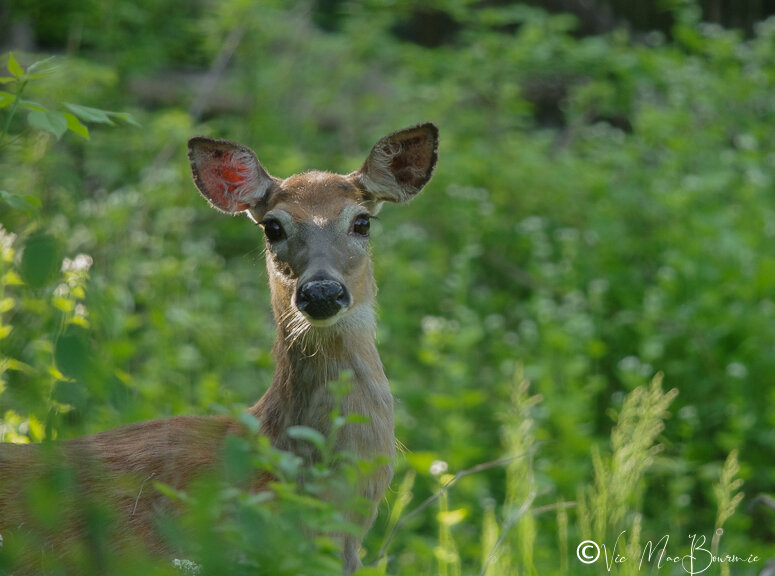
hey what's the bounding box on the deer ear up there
[350,122,439,205]
[188,137,275,215]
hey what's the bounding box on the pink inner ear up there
[195,149,260,212]
[221,165,246,185]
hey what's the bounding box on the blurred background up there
[1,1,774,574]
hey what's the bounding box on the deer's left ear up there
[350,122,439,206]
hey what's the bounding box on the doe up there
[188,121,438,570]
[0,122,439,574]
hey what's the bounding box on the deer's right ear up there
[188,137,275,215]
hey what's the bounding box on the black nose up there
[296,279,350,320]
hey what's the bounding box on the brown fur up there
[0,123,438,574]
[0,416,253,572]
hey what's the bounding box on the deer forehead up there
[268,171,365,224]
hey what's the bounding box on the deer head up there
[188,123,439,338]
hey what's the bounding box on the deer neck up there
[250,302,395,463]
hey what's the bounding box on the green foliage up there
[2,1,775,574]
[0,53,137,148]
[479,372,541,576]
[580,375,678,543]
[577,376,677,576]
[711,449,745,576]
[0,52,139,443]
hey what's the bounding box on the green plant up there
[479,371,540,576]
[3,2,775,573]
[0,51,138,441]
[0,52,137,148]
[712,450,745,576]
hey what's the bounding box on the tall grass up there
[578,375,677,561]
[479,370,540,576]
[387,372,683,576]
[712,450,745,576]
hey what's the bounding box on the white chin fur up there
[303,303,375,334]
[304,312,348,328]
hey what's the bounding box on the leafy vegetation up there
[1,1,774,574]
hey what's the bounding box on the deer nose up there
[296,278,350,320]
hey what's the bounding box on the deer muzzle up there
[295,278,351,321]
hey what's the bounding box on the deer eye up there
[352,214,371,237]
[260,218,286,243]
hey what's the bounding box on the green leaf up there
[222,435,254,482]
[26,56,57,78]
[109,111,141,127]
[63,102,113,124]
[52,379,88,411]
[0,77,15,84]
[345,413,371,424]
[352,567,387,576]
[54,326,91,381]
[7,53,23,78]
[286,426,327,452]
[406,451,438,474]
[28,109,68,139]
[237,411,261,434]
[53,297,75,312]
[20,100,47,112]
[153,482,189,503]
[2,270,23,286]
[23,195,41,208]
[437,508,468,526]
[64,103,141,127]
[64,112,90,140]
[3,358,33,373]
[0,190,39,215]
[20,232,60,288]
[0,91,14,108]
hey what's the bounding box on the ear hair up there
[351,122,439,205]
[188,137,276,215]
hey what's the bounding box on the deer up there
[0,122,439,574]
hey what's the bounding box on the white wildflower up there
[430,460,448,476]
[173,559,202,575]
